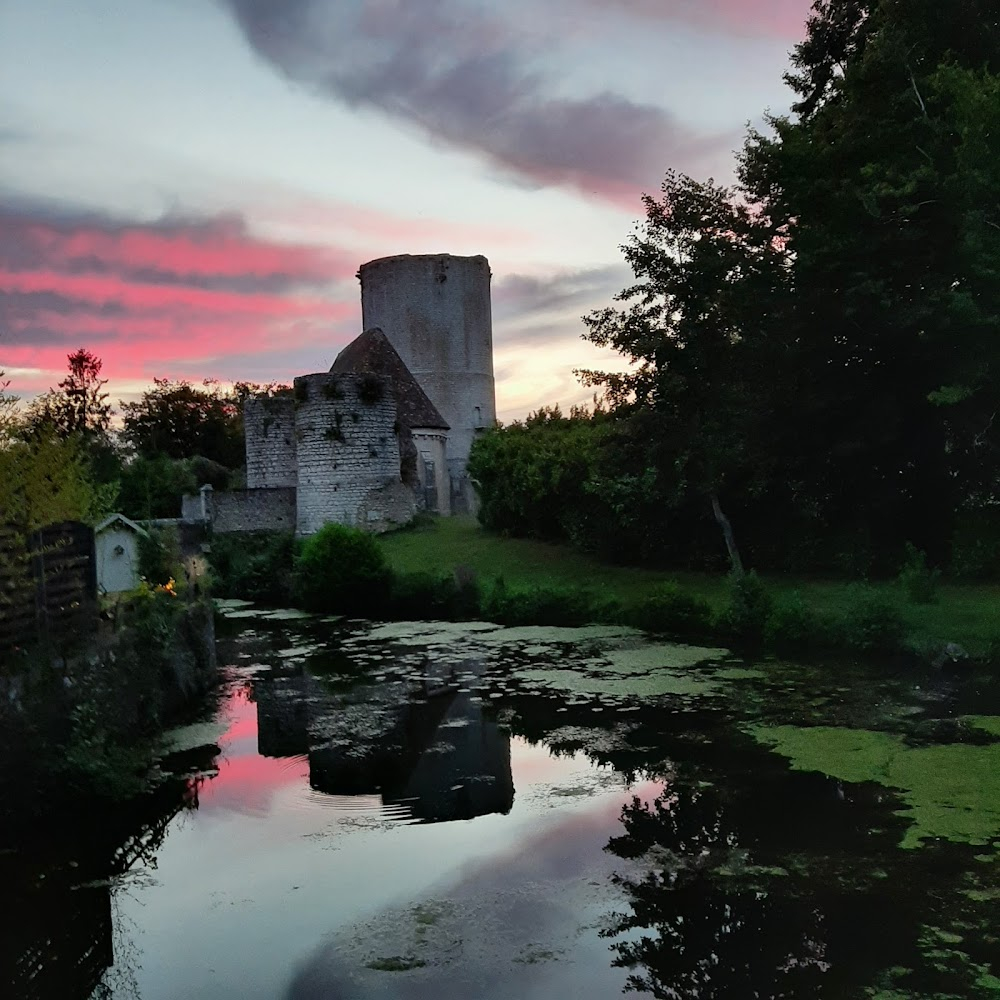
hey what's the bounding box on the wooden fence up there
[0,521,97,656]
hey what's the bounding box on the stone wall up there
[359,254,496,500]
[412,429,449,516]
[293,373,402,535]
[245,396,297,489]
[211,488,297,534]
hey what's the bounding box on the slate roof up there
[331,328,449,431]
[95,513,149,537]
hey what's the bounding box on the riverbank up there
[0,592,217,827]
[380,517,1000,660]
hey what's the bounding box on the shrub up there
[388,571,476,621]
[481,577,603,626]
[765,593,832,654]
[293,523,391,614]
[950,508,1000,580]
[897,542,940,604]
[138,524,181,587]
[838,585,907,654]
[208,530,294,604]
[629,581,712,637]
[719,570,773,647]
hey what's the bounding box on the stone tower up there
[358,253,495,513]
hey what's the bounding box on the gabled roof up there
[95,513,149,537]
[331,327,449,431]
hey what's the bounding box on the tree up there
[0,430,110,532]
[579,172,792,573]
[0,371,19,443]
[739,0,1000,564]
[25,349,113,440]
[120,378,288,469]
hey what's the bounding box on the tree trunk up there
[710,490,744,575]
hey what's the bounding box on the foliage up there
[117,453,198,520]
[208,530,295,605]
[461,0,1000,578]
[950,507,1000,580]
[718,571,774,648]
[764,593,832,654]
[838,586,908,654]
[0,427,111,531]
[138,524,182,588]
[629,582,712,638]
[387,570,481,621]
[293,523,391,614]
[480,577,608,627]
[120,377,287,468]
[24,349,114,441]
[897,542,941,604]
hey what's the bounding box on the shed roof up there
[95,513,149,537]
[331,327,449,431]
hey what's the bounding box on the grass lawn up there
[379,516,1000,657]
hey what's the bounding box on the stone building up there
[186,252,496,535]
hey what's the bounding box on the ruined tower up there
[358,253,495,513]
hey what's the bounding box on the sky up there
[0,0,812,422]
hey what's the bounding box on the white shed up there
[95,514,148,594]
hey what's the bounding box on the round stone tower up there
[244,395,296,489]
[293,373,401,535]
[358,253,495,513]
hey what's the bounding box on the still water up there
[6,605,1000,999]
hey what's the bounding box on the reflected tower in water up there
[255,657,514,823]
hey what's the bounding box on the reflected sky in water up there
[110,673,659,1000]
[6,610,1000,1000]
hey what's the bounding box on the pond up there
[5,605,1000,999]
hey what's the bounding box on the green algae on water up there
[750,725,1000,849]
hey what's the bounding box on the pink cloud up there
[0,202,358,392]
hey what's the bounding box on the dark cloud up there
[593,0,810,38]
[493,265,628,321]
[222,0,735,202]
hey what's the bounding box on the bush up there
[897,542,941,604]
[719,570,773,647]
[950,508,1000,580]
[765,593,832,653]
[138,524,181,587]
[480,577,606,627]
[839,586,907,654]
[208,530,294,604]
[293,523,391,614]
[388,570,481,621]
[629,581,712,637]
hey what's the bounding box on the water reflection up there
[255,658,514,823]
[5,611,1000,1000]
[1,778,202,1000]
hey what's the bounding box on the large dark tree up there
[579,172,792,572]
[740,0,1000,565]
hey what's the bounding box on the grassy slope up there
[380,517,1000,655]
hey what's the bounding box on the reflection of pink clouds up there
[197,688,308,819]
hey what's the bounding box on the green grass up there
[380,517,1000,657]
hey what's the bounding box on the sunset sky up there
[0,0,811,421]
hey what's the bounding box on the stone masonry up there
[293,373,407,535]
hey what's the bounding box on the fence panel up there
[0,522,97,656]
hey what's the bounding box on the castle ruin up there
[186,253,496,535]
